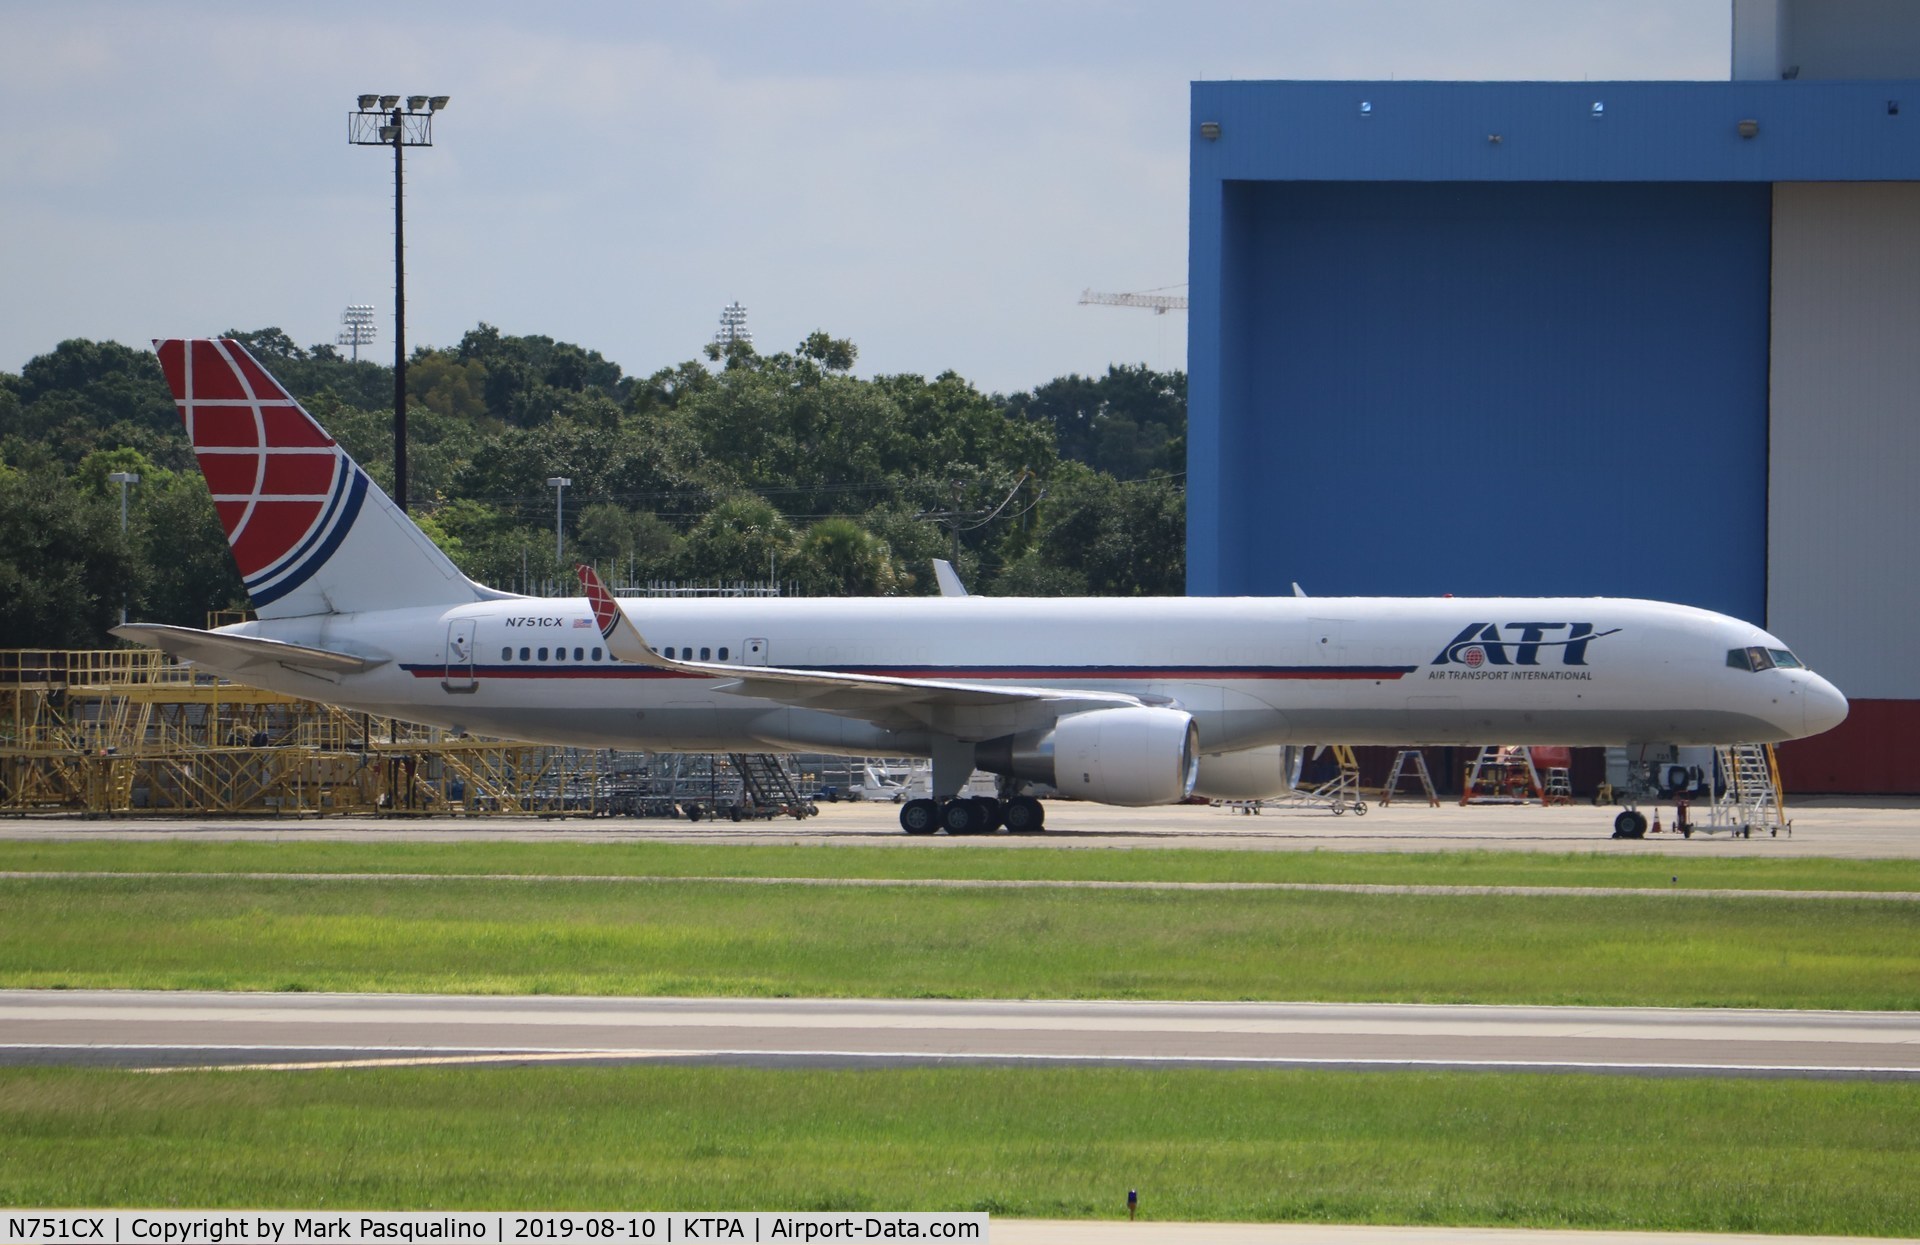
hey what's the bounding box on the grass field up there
[3,873,1915,1006]
[4,837,1920,891]
[3,1065,1917,1235]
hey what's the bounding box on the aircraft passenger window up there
[592,647,603,661]
[501,647,512,661]
[552,648,565,662]
[1769,649,1803,669]
[701,647,711,661]
[718,647,729,661]
[664,647,675,659]
[538,647,549,661]
[519,647,530,661]
[574,647,584,661]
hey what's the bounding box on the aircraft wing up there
[112,623,389,678]
[578,566,1144,737]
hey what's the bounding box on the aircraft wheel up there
[1003,796,1046,834]
[900,798,939,835]
[941,798,985,836]
[1613,810,1646,839]
[972,797,1004,832]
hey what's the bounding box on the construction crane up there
[1079,287,1189,315]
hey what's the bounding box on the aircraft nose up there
[1803,674,1849,738]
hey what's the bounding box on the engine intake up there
[977,706,1198,806]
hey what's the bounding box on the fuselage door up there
[744,638,770,667]
[443,619,478,693]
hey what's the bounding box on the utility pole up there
[915,474,1040,566]
[349,93,448,512]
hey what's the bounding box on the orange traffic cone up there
[1652,811,1664,834]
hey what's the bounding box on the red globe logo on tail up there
[155,339,367,608]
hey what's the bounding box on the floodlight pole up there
[548,477,572,566]
[392,110,407,511]
[108,471,139,624]
[349,94,448,513]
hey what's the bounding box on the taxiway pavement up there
[3,799,1917,857]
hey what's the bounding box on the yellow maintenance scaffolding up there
[0,648,605,817]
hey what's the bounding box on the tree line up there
[0,326,1186,648]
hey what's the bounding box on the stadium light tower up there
[713,302,752,352]
[337,304,377,362]
[348,92,449,512]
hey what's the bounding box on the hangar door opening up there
[1211,180,1771,624]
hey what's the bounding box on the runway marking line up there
[3,871,1915,902]
[7,1043,1915,1079]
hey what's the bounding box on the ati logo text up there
[1434,622,1620,668]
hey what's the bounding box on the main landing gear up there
[899,795,1047,835]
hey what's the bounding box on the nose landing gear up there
[1611,809,1649,839]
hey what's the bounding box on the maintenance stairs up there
[1707,743,1788,837]
[1294,744,1366,814]
[727,752,815,819]
[1462,746,1545,805]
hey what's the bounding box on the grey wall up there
[1736,0,1920,80]
[1768,182,1920,699]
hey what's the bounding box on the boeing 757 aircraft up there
[116,339,1848,835]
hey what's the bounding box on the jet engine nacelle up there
[1190,745,1299,801]
[977,706,1198,806]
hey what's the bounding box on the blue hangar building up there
[1184,6,1920,793]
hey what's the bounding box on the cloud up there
[0,0,1726,390]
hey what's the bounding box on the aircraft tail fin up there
[154,338,499,618]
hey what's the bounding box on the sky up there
[1,1,1731,395]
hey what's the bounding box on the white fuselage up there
[212,594,1846,756]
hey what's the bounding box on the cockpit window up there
[1728,646,1805,672]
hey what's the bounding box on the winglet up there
[576,564,666,666]
[933,558,970,598]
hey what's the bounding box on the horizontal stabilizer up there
[112,623,388,675]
